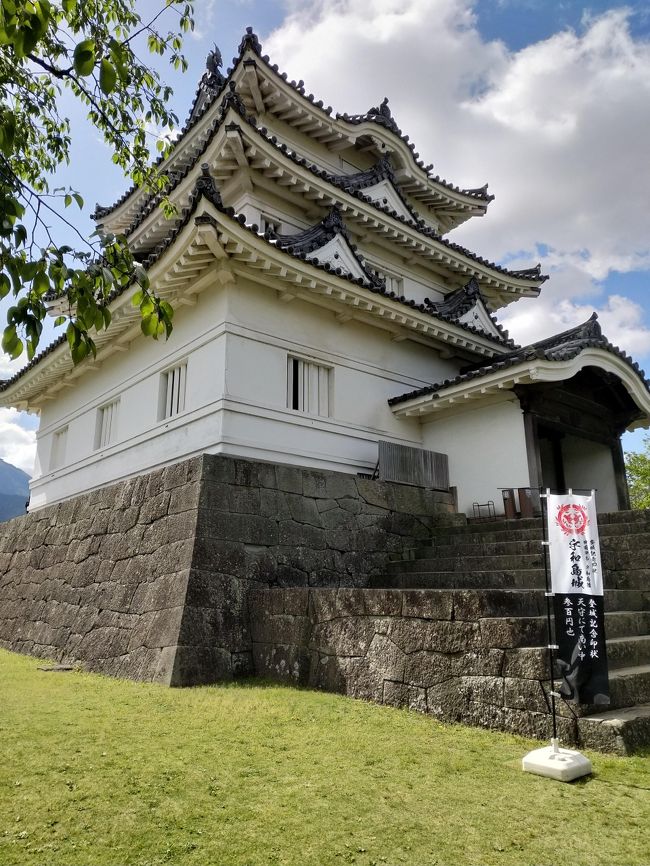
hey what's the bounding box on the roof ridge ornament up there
[322,206,349,239]
[221,80,248,117]
[194,163,223,206]
[366,97,400,134]
[510,263,543,279]
[205,44,225,84]
[238,26,263,56]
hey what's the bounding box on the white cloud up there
[265,1,650,353]
[0,408,37,476]
[0,351,25,381]
[500,292,650,360]
[0,353,38,475]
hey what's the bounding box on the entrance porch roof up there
[389,315,650,426]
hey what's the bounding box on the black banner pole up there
[540,487,558,742]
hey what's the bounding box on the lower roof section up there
[389,315,650,428]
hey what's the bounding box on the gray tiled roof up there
[388,314,650,406]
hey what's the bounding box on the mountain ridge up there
[0,458,30,522]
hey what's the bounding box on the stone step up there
[577,704,650,755]
[429,516,650,547]
[376,568,547,590]
[604,610,650,639]
[389,561,650,591]
[503,634,650,678]
[366,580,649,615]
[606,635,650,670]
[599,664,650,711]
[415,532,650,557]
[597,509,650,526]
[555,664,650,717]
[392,553,545,572]
[488,611,650,658]
[435,518,541,536]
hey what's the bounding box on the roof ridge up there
[3,173,515,395]
[94,27,494,222]
[388,314,649,406]
[119,104,546,291]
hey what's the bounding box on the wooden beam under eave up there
[243,64,265,114]
[226,131,249,169]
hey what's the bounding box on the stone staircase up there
[370,510,650,754]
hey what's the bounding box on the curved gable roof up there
[389,314,650,425]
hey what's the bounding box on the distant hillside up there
[0,459,30,522]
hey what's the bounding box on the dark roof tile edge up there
[388,316,650,406]
[94,27,493,221]
[121,102,546,291]
[2,174,512,395]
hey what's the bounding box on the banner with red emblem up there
[546,492,610,706]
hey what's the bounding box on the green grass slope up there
[0,649,648,866]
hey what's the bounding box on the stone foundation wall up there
[250,587,577,742]
[0,454,457,684]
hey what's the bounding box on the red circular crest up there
[555,504,589,536]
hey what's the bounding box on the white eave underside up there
[390,349,650,424]
[116,113,539,311]
[0,201,510,410]
[98,48,490,237]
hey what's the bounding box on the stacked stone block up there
[0,454,456,684]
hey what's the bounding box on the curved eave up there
[1,199,510,411]
[390,348,650,424]
[232,53,493,225]
[124,113,543,309]
[95,44,492,235]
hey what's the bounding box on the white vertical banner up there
[546,492,610,706]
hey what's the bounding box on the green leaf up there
[140,314,158,336]
[99,59,117,94]
[0,113,15,156]
[73,39,95,76]
[53,315,66,327]
[66,322,77,350]
[71,340,88,364]
[2,326,22,359]
[72,193,84,209]
[32,271,50,295]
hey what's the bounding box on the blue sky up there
[1,0,650,470]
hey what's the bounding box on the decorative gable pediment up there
[363,178,414,222]
[272,207,379,286]
[306,234,368,281]
[458,302,504,340]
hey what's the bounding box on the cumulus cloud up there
[265,1,650,356]
[0,352,38,475]
[0,408,37,476]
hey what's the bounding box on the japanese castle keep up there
[1,30,649,752]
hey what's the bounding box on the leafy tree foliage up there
[625,437,650,509]
[0,0,194,366]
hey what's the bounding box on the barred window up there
[287,357,330,417]
[160,363,187,420]
[50,426,68,470]
[95,399,119,449]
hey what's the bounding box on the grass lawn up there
[1,648,648,866]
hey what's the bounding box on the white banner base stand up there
[522,738,592,782]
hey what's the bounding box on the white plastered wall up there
[421,398,531,516]
[30,271,460,507]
